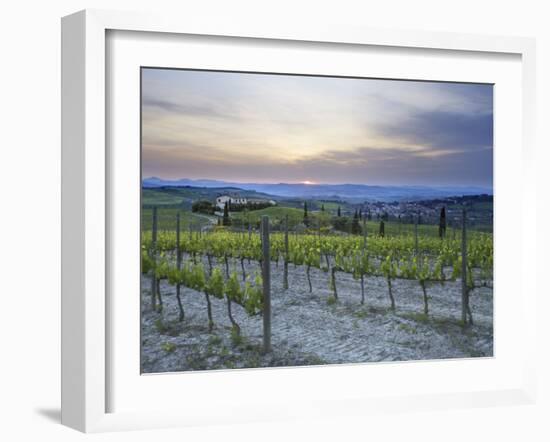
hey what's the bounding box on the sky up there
[141,68,493,188]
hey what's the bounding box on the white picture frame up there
[61,9,537,433]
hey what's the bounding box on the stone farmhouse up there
[215,195,248,210]
[215,194,276,211]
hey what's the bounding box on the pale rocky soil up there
[141,258,493,373]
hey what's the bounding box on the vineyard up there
[141,210,493,373]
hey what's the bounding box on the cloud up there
[142,143,492,187]
[142,96,239,120]
[377,110,493,152]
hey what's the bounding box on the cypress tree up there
[223,201,231,226]
[352,210,361,235]
[337,206,341,217]
[303,201,310,227]
[379,220,385,237]
[321,204,325,212]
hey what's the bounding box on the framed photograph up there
[61,9,537,433]
[139,67,495,374]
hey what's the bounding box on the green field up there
[141,189,188,206]
[142,207,214,231]
[358,219,461,238]
[142,186,491,237]
[316,201,342,212]
[230,207,460,238]
[231,206,305,226]
[142,204,472,240]
[447,201,493,211]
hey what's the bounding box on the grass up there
[154,318,181,336]
[359,220,442,238]
[397,312,467,329]
[208,335,223,346]
[142,196,492,237]
[235,211,490,238]
[246,354,262,367]
[154,318,166,333]
[448,201,493,211]
[142,189,188,206]
[353,309,369,319]
[230,326,245,347]
[316,201,341,211]
[399,312,430,324]
[161,342,177,353]
[397,323,418,334]
[231,206,305,227]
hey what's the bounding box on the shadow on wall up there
[34,408,61,423]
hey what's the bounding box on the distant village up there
[351,194,493,228]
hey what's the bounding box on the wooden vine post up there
[261,215,272,353]
[461,208,468,325]
[361,218,367,304]
[175,212,184,321]
[414,213,419,255]
[176,212,181,268]
[362,218,367,249]
[150,206,158,310]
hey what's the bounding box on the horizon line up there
[142,176,493,190]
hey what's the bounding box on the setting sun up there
[301,180,314,185]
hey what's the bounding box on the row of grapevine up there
[145,211,273,350]
[143,212,492,333]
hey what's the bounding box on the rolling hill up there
[142,177,492,202]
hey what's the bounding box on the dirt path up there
[141,259,493,373]
[192,213,217,230]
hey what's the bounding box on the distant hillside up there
[231,206,305,226]
[141,185,279,208]
[142,177,492,203]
